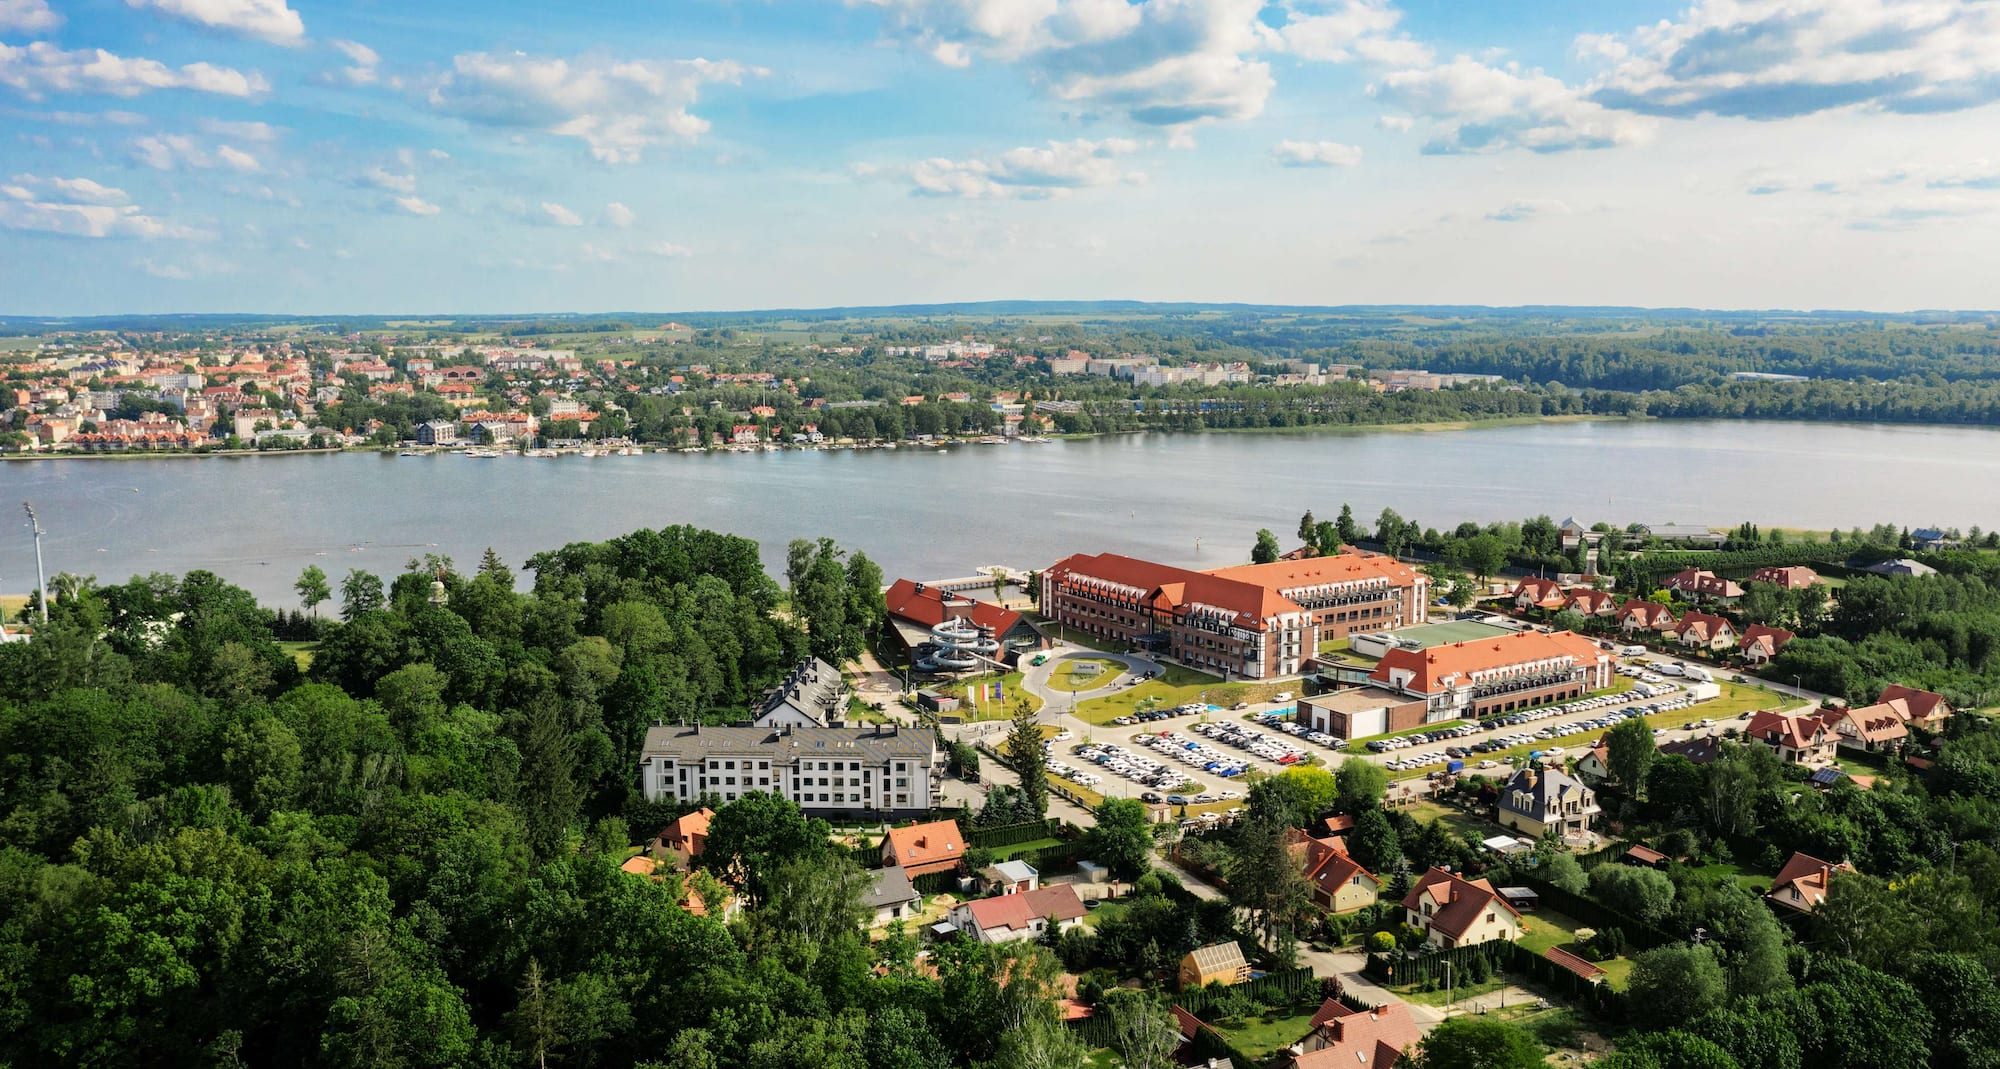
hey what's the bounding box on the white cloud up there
[426,51,761,163]
[579,242,621,262]
[1372,57,1653,153]
[0,42,267,98]
[905,137,1145,199]
[362,166,417,194]
[1271,139,1362,167]
[216,145,260,172]
[131,134,206,170]
[1376,114,1412,132]
[200,117,279,141]
[0,0,61,33]
[393,195,439,216]
[329,38,384,86]
[125,0,305,46]
[1275,0,1431,66]
[604,201,636,227]
[1582,0,2000,120]
[860,0,1277,128]
[1485,197,1570,222]
[0,178,197,239]
[541,201,584,226]
[142,260,194,279]
[648,241,692,257]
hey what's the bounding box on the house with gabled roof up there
[1665,568,1745,603]
[658,806,714,858]
[1739,624,1796,664]
[1745,710,1836,765]
[948,883,1087,942]
[1401,867,1523,949]
[1287,829,1381,913]
[1767,852,1853,914]
[882,818,967,878]
[1512,577,1565,612]
[1671,611,1736,651]
[1290,999,1422,1069]
[1368,630,1612,720]
[1748,566,1820,590]
[1495,766,1598,842]
[1819,702,1909,752]
[1617,600,1676,634]
[1877,684,1952,728]
[752,657,847,728]
[1561,589,1617,618]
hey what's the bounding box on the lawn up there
[1403,799,1501,840]
[948,671,1041,717]
[277,640,317,671]
[1050,658,1126,693]
[1683,860,1777,896]
[1083,1049,1120,1069]
[1071,666,1293,726]
[1342,719,1476,755]
[1205,1009,1320,1059]
[1082,899,1133,929]
[991,837,1062,860]
[1049,773,1105,809]
[1516,907,1635,991]
[1028,616,1137,654]
[1401,975,1508,1006]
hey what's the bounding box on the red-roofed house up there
[1877,684,1953,728]
[659,806,714,857]
[1289,829,1382,913]
[1746,710,1837,765]
[1671,611,1737,651]
[1820,702,1909,752]
[1748,566,1821,590]
[949,884,1087,942]
[1401,867,1523,948]
[882,819,967,878]
[1617,601,1676,634]
[1739,624,1796,664]
[1767,852,1854,914]
[1562,589,1618,619]
[1368,630,1612,720]
[1512,577,1565,612]
[1293,999,1422,1069]
[1665,568,1745,603]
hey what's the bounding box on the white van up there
[1683,666,1712,683]
[1620,645,1647,657]
[1655,663,1685,677]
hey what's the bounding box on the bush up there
[1369,931,1397,954]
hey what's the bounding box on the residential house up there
[1671,611,1737,651]
[1179,942,1251,990]
[1291,1000,1422,1069]
[1739,624,1796,664]
[1877,684,1953,728]
[751,657,847,728]
[862,865,922,927]
[1494,766,1599,842]
[1640,524,1726,547]
[980,860,1039,895]
[1747,566,1820,589]
[1664,568,1745,603]
[1617,601,1676,634]
[1912,528,1957,551]
[1573,739,1610,784]
[1289,829,1381,913]
[1745,710,1837,765]
[882,579,1045,665]
[882,819,967,878]
[1819,702,1909,752]
[1658,735,1725,766]
[1864,558,1938,578]
[948,884,1088,943]
[1559,517,1590,550]
[1561,589,1617,619]
[1512,577,1565,612]
[1401,867,1524,949]
[1766,852,1854,914]
[658,806,714,858]
[730,424,761,445]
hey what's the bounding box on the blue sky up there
[3,0,1999,314]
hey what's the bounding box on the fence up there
[1177,965,1318,1019]
[966,818,1067,849]
[1366,941,1622,1014]
[1519,877,1677,951]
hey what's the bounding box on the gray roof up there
[1498,766,1594,817]
[754,656,847,726]
[862,865,920,909]
[1643,523,1721,539]
[640,723,939,764]
[1865,558,1937,577]
[989,860,1037,884]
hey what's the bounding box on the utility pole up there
[23,502,47,625]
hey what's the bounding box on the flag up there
[995,682,1004,702]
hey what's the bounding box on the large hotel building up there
[1039,552,1427,679]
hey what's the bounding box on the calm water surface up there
[3,419,1998,605]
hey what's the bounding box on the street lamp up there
[22,502,47,625]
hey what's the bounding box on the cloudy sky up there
[2,0,1998,314]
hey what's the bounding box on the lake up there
[3,419,1998,606]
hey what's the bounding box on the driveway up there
[1020,647,1163,713]
[1293,948,1446,1031]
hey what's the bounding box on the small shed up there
[1497,886,1540,911]
[926,921,960,942]
[1076,860,1109,885]
[1622,844,1669,869]
[916,689,960,714]
[1482,834,1533,856]
[1179,941,1251,990]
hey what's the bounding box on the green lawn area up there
[1401,975,1508,1006]
[1516,907,1635,991]
[1050,658,1126,693]
[1082,899,1133,929]
[1084,1049,1120,1069]
[1403,799,1502,840]
[1205,1009,1320,1059]
[991,837,1062,860]
[1071,665,1292,726]
[1342,719,1476,755]
[1683,860,1776,896]
[277,640,317,671]
[1029,616,1137,654]
[946,671,1041,717]
[1050,773,1105,809]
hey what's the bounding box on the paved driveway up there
[1020,647,1163,712]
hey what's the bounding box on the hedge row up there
[1519,877,1676,951]
[966,818,1066,848]
[1178,965,1318,1020]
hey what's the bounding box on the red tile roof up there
[1296,999,1422,1069]
[1544,946,1607,982]
[1369,630,1606,696]
[1046,550,1417,633]
[1740,624,1796,659]
[660,807,714,856]
[1748,565,1820,589]
[1769,851,1853,910]
[1674,611,1734,642]
[884,579,1026,640]
[962,884,1087,934]
[884,819,967,877]
[1747,710,1831,752]
[1878,684,1950,723]
[1617,600,1676,629]
[1822,702,1909,745]
[1401,866,1520,941]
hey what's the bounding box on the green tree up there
[339,570,385,621]
[1608,716,1657,797]
[1603,1030,1743,1069]
[992,1011,1089,1069]
[1542,851,1587,893]
[1334,758,1389,815]
[1346,806,1402,874]
[1627,944,1728,1032]
[1102,990,1179,1069]
[1252,529,1282,564]
[699,791,831,907]
[1086,797,1155,879]
[1297,510,1319,552]
[1336,504,1359,546]
[1409,1017,1545,1069]
[296,564,332,617]
[1004,700,1049,819]
[514,697,582,859]
[1589,865,1676,925]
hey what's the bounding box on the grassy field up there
[277,640,317,671]
[1083,1049,1120,1069]
[1205,1009,1320,1059]
[1516,908,1635,990]
[1070,665,1285,726]
[1403,799,1502,840]
[946,671,1040,716]
[1027,617,1136,654]
[1050,658,1126,693]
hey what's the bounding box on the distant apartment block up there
[638,723,941,817]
